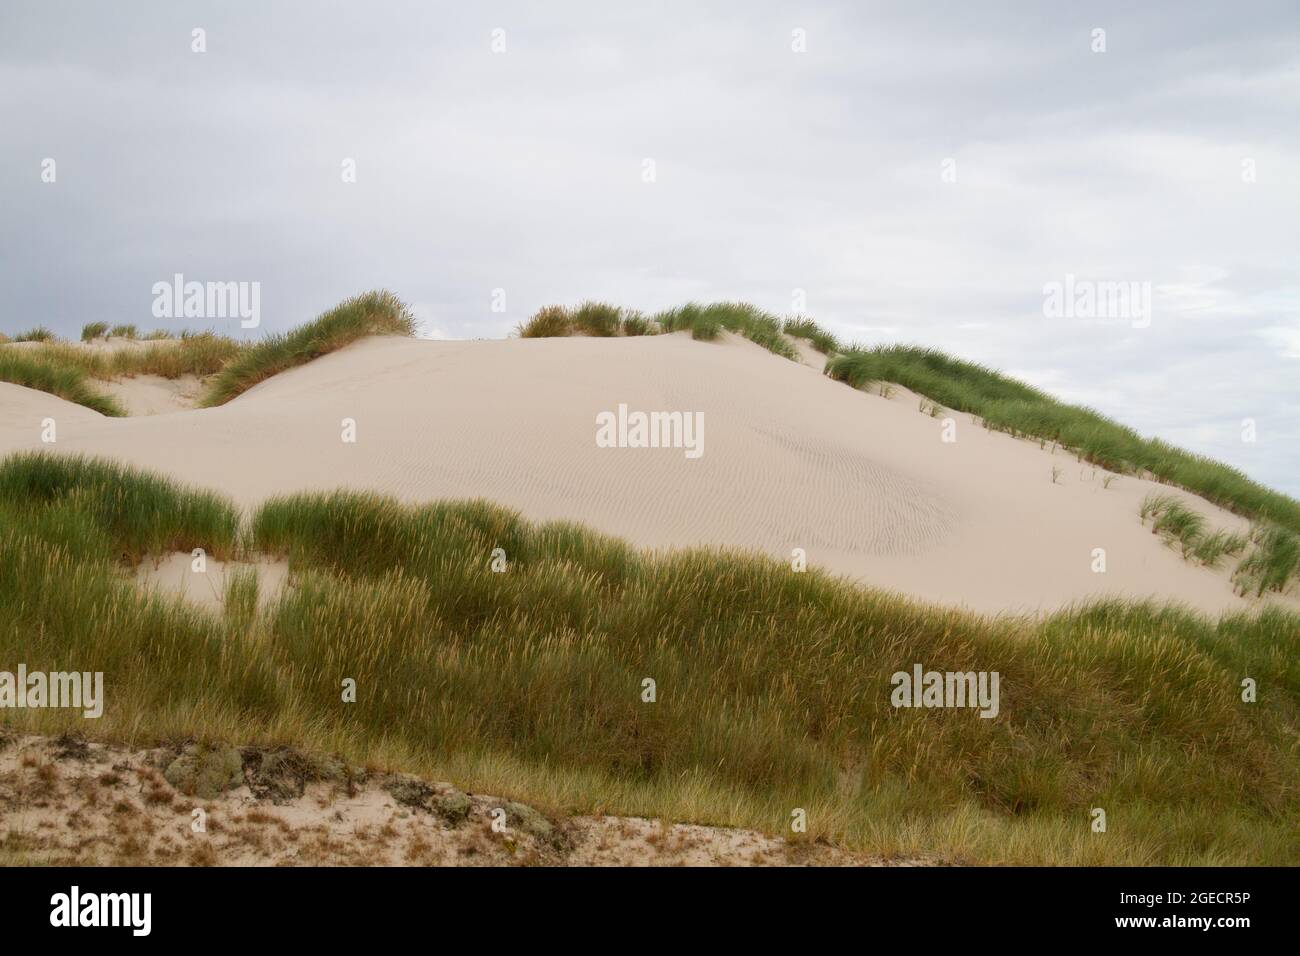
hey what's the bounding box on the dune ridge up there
[0,330,1288,615]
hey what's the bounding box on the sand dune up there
[0,331,1281,615]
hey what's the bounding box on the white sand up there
[1,331,1289,616]
[135,553,289,611]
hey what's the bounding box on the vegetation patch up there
[0,351,124,416]
[199,290,416,407]
[653,302,797,359]
[829,346,1300,535]
[1140,493,1296,596]
[783,316,840,354]
[2,452,1297,865]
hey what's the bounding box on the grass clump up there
[783,317,839,354]
[620,313,654,336]
[1190,530,1249,568]
[1140,493,1298,594]
[570,301,622,337]
[6,334,243,389]
[515,299,803,358]
[1234,526,1300,597]
[0,452,239,560]
[81,322,110,342]
[828,345,1300,534]
[13,327,56,343]
[516,305,572,338]
[0,351,124,415]
[691,315,721,340]
[1149,498,1208,557]
[110,324,138,339]
[199,290,415,407]
[517,302,645,339]
[4,452,1299,865]
[654,302,797,359]
[115,332,242,378]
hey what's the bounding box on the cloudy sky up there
[2,1,1296,493]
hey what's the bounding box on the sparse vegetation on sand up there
[13,333,242,382]
[828,345,1300,535]
[517,300,803,359]
[2,292,411,413]
[653,302,797,359]
[198,291,416,406]
[1139,493,1296,595]
[515,301,647,339]
[4,451,1297,866]
[0,351,124,416]
[782,316,840,354]
[1233,525,1300,597]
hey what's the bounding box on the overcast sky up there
[2,1,1296,494]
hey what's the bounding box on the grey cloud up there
[0,0,1295,492]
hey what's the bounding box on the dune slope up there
[0,331,1280,615]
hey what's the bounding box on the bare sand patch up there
[135,553,289,611]
[99,373,204,416]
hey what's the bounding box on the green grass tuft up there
[570,301,622,337]
[0,452,240,560]
[620,313,654,336]
[1234,525,1300,597]
[199,290,415,407]
[13,327,56,343]
[0,351,124,415]
[516,305,572,338]
[783,317,840,354]
[654,302,798,359]
[81,322,110,342]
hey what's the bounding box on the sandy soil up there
[100,374,204,416]
[0,331,1288,615]
[135,553,290,611]
[0,734,918,867]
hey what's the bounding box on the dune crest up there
[0,331,1284,615]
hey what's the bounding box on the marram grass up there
[200,290,416,407]
[0,351,124,416]
[1,452,1297,865]
[828,345,1300,535]
[1140,492,1298,595]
